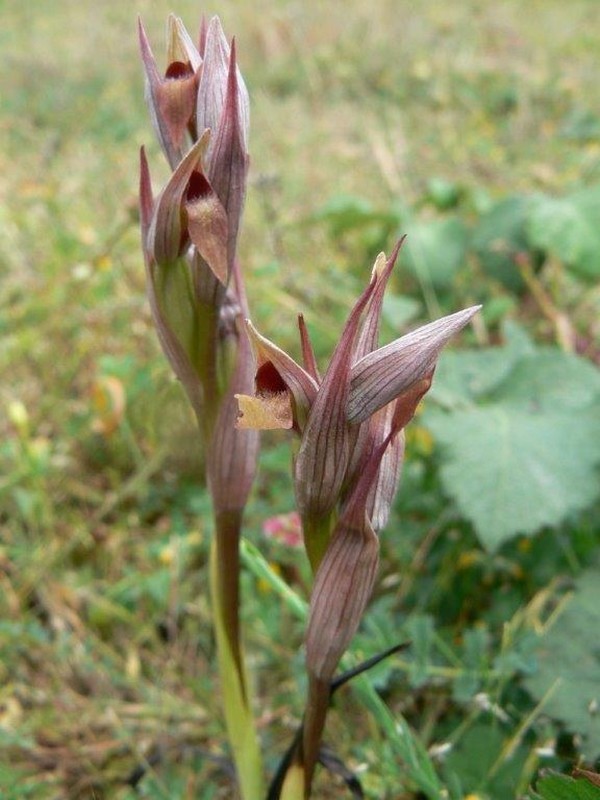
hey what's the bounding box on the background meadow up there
[1,0,600,797]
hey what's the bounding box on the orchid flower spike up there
[236,243,480,568]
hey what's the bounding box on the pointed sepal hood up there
[348,305,481,425]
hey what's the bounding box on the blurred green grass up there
[1,0,600,797]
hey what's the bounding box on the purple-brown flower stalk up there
[237,244,479,794]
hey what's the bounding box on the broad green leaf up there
[525,567,600,760]
[404,614,435,687]
[443,721,528,797]
[314,194,398,236]
[492,349,600,412]
[533,771,600,800]
[452,626,490,701]
[426,344,600,549]
[526,186,600,280]
[427,405,600,550]
[472,195,532,291]
[426,177,462,210]
[402,216,468,289]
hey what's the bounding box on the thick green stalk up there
[210,511,264,799]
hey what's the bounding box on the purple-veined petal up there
[197,17,250,164]
[294,275,378,521]
[362,373,432,531]
[207,39,249,272]
[344,373,431,529]
[198,16,208,58]
[342,241,404,504]
[146,132,209,266]
[196,16,230,146]
[367,428,405,532]
[347,306,481,425]
[304,418,398,680]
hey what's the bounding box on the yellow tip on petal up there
[371,251,387,279]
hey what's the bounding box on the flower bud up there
[138,17,200,168]
[305,522,379,682]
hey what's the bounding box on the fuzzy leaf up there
[527,186,600,280]
[427,404,600,550]
[471,195,532,291]
[402,216,468,289]
[534,772,600,800]
[525,566,600,761]
[426,347,600,550]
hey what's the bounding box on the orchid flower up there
[237,243,480,567]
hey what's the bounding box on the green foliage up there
[402,217,469,290]
[443,721,529,798]
[425,328,600,550]
[533,771,600,800]
[471,196,532,291]
[525,565,600,760]
[527,187,600,280]
[311,194,399,258]
[425,178,463,211]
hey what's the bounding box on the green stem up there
[210,512,264,799]
[302,512,334,573]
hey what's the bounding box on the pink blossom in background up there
[262,512,303,548]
